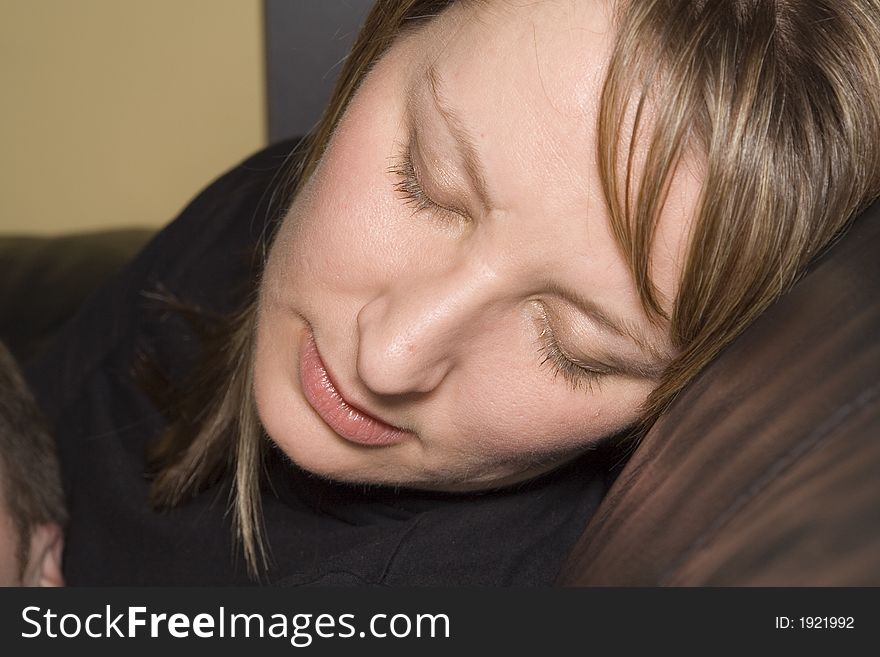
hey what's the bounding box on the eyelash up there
[536,313,609,393]
[388,146,466,220]
[389,147,435,213]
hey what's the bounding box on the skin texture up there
[253,0,700,491]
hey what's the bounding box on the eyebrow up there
[543,280,673,378]
[425,64,495,212]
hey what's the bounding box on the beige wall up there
[0,0,266,235]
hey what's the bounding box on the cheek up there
[460,386,647,455]
[270,132,422,303]
[445,331,653,459]
[442,384,647,474]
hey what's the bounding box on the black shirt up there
[25,139,620,586]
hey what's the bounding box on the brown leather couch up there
[559,199,880,586]
[1,199,878,586]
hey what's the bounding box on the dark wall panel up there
[265,0,373,143]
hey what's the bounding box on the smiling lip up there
[298,330,413,447]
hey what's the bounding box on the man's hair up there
[0,342,67,573]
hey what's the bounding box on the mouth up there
[298,329,414,447]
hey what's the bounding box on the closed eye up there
[388,145,438,215]
[388,139,469,222]
[534,305,617,393]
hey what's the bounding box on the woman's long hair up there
[148,0,880,577]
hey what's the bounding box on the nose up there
[355,265,497,396]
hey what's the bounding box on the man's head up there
[0,342,65,586]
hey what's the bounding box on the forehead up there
[403,0,618,249]
[427,1,614,174]
[411,0,696,315]
[437,1,615,93]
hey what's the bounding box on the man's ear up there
[21,523,64,587]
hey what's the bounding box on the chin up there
[276,432,565,493]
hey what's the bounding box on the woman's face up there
[254,0,699,490]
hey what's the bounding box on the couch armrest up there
[0,229,154,363]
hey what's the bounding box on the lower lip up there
[298,331,412,447]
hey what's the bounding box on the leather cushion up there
[558,201,880,586]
